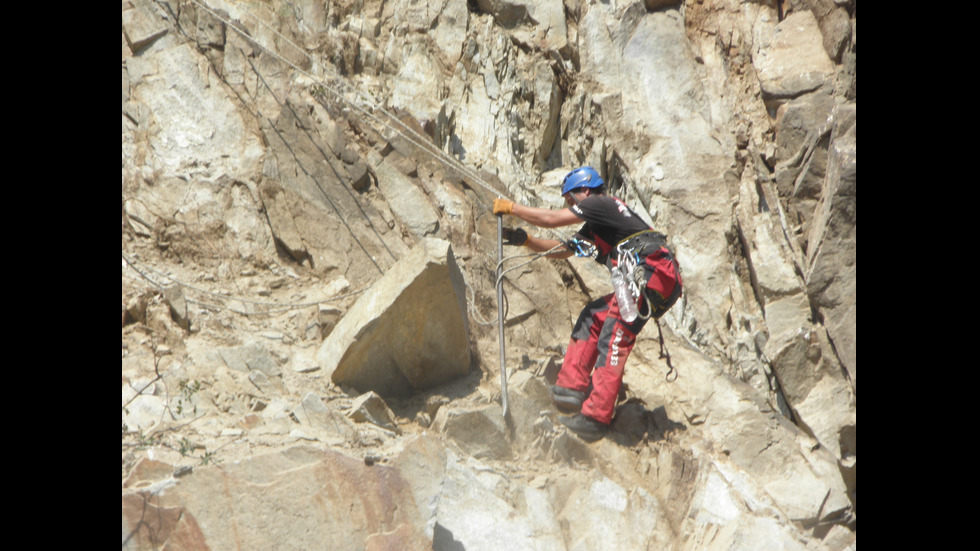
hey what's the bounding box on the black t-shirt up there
[570,195,652,264]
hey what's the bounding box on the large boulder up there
[317,238,471,397]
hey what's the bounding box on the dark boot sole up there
[553,396,584,413]
[559,416,605,441]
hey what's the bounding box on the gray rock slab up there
[122,5,167,53]
[347,391,401,434]
[433,404,511,460]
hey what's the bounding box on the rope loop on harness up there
[615,242,653,321]
[615,241,674,380]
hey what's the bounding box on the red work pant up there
[555,293,649,425]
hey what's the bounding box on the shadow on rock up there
[432,522,466,551]
[609,401,686,447]
[385,367,484,428]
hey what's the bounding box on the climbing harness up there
[614,242,653,322]
[615,231,680,381]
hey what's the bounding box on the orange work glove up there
[493,198,515,215]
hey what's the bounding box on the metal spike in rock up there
[496,213,509,418]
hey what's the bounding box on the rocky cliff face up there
[122,0,856,549]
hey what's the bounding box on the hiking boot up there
[560,413,607,441]
[551,385,587,413]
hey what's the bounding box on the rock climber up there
[492,166,682,440]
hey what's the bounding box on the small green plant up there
[135,429,162,450]
[176,379,202,415]
[200,449,220,466]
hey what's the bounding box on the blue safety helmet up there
[560,166,605,195]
